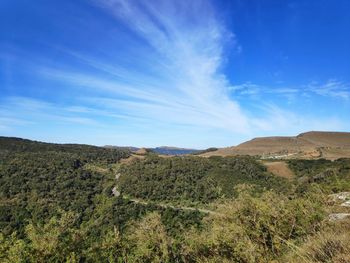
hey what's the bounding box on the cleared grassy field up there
[263,161,295,179]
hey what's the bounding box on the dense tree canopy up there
[118,155,290,204]
[1,137,350,262]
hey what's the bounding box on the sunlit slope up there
[201,131,350,159]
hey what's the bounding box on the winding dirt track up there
[127,197,219,215]
[113,170,218,215]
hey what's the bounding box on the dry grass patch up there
[263,161,295,180]
[285,219,350,263]
[119,154,145,164]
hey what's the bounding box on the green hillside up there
[118,155,290,204]
[0,137,350,262]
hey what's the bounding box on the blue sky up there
[0,0,349,148]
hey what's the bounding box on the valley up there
[0,134,350,262]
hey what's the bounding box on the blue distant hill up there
[151,147,200,155]
[105,145,201,155]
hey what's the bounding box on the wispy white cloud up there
[0,117,33,131]
[231,79,350,101]
[1,1,348,147]
[306,79,350,100]
[229,82,261,95]
[37,0,249,133]
[58,116,99,126]
[0,97,103,128]
[249,103,345,134]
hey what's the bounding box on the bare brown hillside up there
[201,131,350,159]
[135,148,148,155]
[263,161,295,179]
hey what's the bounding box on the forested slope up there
[118,155,290,204]
[0,137,130,236]
[0,137,129,163]
[1,137,350,262]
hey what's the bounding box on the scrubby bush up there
[182,187,326,262]
[284,218,350,263]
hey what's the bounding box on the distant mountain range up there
[3,131,350,159]
[104,145,201,155]
[200,131,350,160]
[152,146,202,155]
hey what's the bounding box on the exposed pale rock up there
[329,192,350,201]
[329,213,350,221]
[340,200,350,207]
[112,186,120,197]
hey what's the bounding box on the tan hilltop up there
[134,147,149,155]
[201,131,350,160]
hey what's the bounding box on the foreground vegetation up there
[0,137,350,262]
